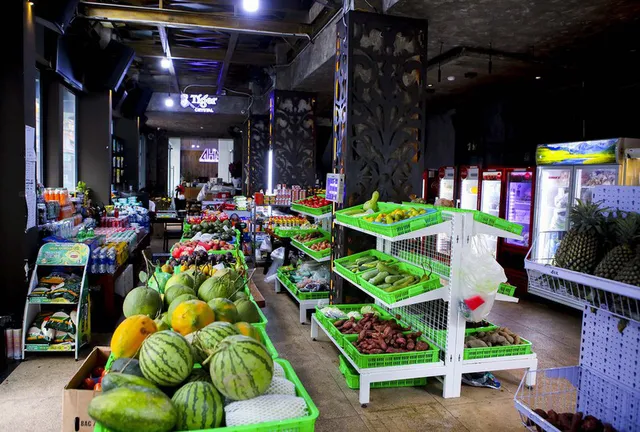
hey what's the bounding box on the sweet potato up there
[406,340,415,350]
[547,410,559,426]
[569,412,582,432]
[333,319,345,328]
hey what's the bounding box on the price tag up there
[325,173,345,203]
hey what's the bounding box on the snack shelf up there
[276,275,329,324]
[291,241,331,263]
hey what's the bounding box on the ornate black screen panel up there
[270,90,317,187]
[247,115,269,194]
[336,11,428,205]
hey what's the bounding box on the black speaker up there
[86,40,135,91]
[34,0,80,34]
[122,85,153,118]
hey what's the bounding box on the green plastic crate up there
[291,229,330,244]
[343,333,439,369]
[338,355,427,390]
[359,206,444,238]
[428,206,524,237]
[94,359,318,432]
[254,324,278,359]
[334,249,397,283]
[358,261,442,305]
[291,195,332,216]
[395,250,451,277]
[296,289,330,300]
[251,298,269,329]
[335,203,399,228]
[296,237,331,260]
[463,329,532,360]
[274,226,305,238]
[314,304,394,349]
[498,283,516,297]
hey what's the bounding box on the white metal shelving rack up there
[275,275,327,324]
[312,210,538,404]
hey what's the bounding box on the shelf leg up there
[310,316,319,340]
[359,375,371,406]
[274,278,281,293]
[442,371,462,398]
[525,356,538,388]
[299,305,307,325]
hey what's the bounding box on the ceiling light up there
[197,145,200,148]
[535,76,542,80]
[200,126,204,129]
[191,144,195,149]
[164,97,174,107]
[160,57,171,69]
[427,84,433,87]
[447,76,455,81]
[243,0,259,12]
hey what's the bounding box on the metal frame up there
[275,276,326,324]
[315,210,538,403]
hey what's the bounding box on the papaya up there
[111,315,157,359]
[171,300,215,335]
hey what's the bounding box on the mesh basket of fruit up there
[291,195,332,215]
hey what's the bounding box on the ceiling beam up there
[129,42,275,65]
[157,14,180,93]
[216,32,238,95]
[79,2,312,38]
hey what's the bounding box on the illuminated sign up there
[199,148,219,163]
[180,94,219,113]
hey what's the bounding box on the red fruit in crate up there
[220,241,227,246]
[94,383,102,391]
[83,377,95,389]
[172,247,182,259]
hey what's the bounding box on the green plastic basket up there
[395,250,451,278]
[314,304,394,349]
[335,203,398,228]
[343,333,439,369]
[251,297,269,329]
[357,261,442,305]
[278,269,330,300]
[291,229,330,244]
[254,324,278,359]
[429,206,524,236]
[359,206,444,238]
[296,237,331,260]
[463,329,532,360]
[94,359,318,432]
[334,250,397,283]
[273,226,305,238]
[498,283,516,297]
[338,355,427,389]
[296,289,330,300]
[291,195,332,216]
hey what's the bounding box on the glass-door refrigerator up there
[437,166,456,203]
[478,169,504,257]
[458,165,480,210]
[532,138,640,265]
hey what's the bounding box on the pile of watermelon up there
[91,326,307,431]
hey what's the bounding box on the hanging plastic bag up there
[265,247,285,283]
[260,237,272,253]
[458,234,507,322]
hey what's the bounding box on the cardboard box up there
[62,346,110,432]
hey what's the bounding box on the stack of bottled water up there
[90,245,118,274]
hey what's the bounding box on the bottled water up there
[108,247,117,273]
[99,247,107,274]
[91,248,100,274]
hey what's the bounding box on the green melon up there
[185,368,212,384]
[197,268,243,302]
[191,322,239,360]
[172,381,224,430]
[139,330,194,387]
[184,332,205,364]
[167,293,198,324]
[192,272,209,291]
[101,372,159,394]
[209,335,273,401]
[164,285,196,307]
[207,298,238,323]
[235,299,261,323]
[231,290,249,302]
[123,287,163,319]
[165,273,195,292]
[88,386,177,432]
[110,358,143,377]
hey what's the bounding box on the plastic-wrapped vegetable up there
[347,311,362,320]
[320,306,348,320]
[360,305,380,317]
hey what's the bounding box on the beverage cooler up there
[458,165,480,210]
[437,166,456,202]
[532,138,640,267]
[478,167,535,290]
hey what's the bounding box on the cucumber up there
[385,275,405,284]
[376,262,399,275]
[377,283,392,289]
[361,269,379,281]
[355,256,376,265]
[369,271,389,286]
[392,275,414,287]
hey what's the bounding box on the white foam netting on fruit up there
[225,395,308,426]
[273,361,286,378]
[262,377,296,396]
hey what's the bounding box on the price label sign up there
[325,173,345,203]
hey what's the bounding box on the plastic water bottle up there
[108,247,117,273]
[99,247,107,274]
[91,248,99,274]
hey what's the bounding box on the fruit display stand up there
[276,268,329,324]
[313,208,538,405]
[22,243,91,360]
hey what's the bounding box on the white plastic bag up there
[264,247,285,283]
[459,235,507,322]
[259,237,272,253]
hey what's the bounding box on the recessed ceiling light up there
[242,0,259,12]
[427,84,433,87]
[535,76,542,80]
[447,76,455,81]
[200,126,204,129]
[191,144,195,148]
[160,58,171,69]
[164,97,174,107]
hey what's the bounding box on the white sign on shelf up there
[180,94,218,113]
[325,173,345,203]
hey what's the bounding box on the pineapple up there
[554,200,606,274]
[594,213,640,280]
[615,245,640,287]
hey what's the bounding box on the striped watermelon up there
[171,381,224,430]
[209,335,273,400]
[191,322,239,360]
[139,330,194,386]
[185,368,212,384]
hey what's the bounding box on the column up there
[246,115,269,195]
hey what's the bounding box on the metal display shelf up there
[275,275,329,324]
[320,209,536,403]
[292,208,333,219]
[291,242,331,263]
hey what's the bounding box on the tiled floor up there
[0,258,582,431]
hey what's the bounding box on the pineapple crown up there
[614,211,640,247]
[569,199,607,237]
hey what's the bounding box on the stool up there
[163,223,183,252]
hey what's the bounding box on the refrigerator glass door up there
[439,179,455,201]
[574,166,618,203]
[460,178,479,210]
[480,178,501,217]
[534,167,571,260]
[505,171,533,247]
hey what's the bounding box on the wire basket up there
[525,232,640,322]
[515,366,640,432]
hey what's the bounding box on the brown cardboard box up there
[62,346,110,432]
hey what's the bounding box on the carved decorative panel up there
[271,90,316,187]
[247,115,269,194]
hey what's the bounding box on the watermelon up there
[184,332,205,364]
[198,268,243,302]
[110,358,143,377]
[209,335,273,400]
[165,273,195,292]
[101,372,159,394]
[167,293,198,324]
[89,386,176,432]
[172,381,224,430]
[191,322,239,360]
[185,368,212,384]
[139,330,194,386]
[235,299,261,323]
[207,298,238,323]
[164,285,196,307]
[123,287,163,319]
